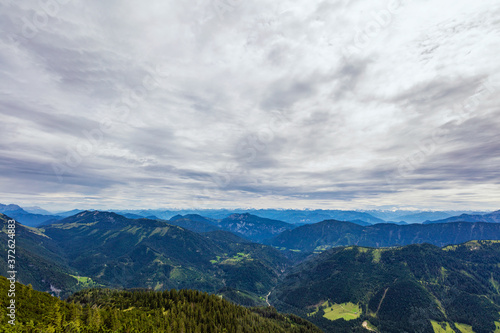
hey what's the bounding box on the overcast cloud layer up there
[0,0,499,211]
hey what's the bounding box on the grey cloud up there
[0,100,102,138]
[0,0,499,210]
[260,79,317,111]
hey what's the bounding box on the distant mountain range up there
[364,210,489,222]
[218,213,295,242]
[22,205,54,215]
[4,202,496,226]
[110,209,388,225]
[157,213,296,241]
[267,219,500,252]
[241,210,386,225]
[424,210,500,224]
[103,208,498,224]
[0,203,61,227]
[395,211,453,223]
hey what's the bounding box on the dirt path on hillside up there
[265,291,271,307]
[375,288,389,316]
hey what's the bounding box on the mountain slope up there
[29,211,291,302]
[219,213,295,242]
[0,213,79,297]
[54,209,86,217]
[271,241,500,333]
[424,210,500,224]
[0,276,321,332]
[268,219,500,252]
[169,214,220,233]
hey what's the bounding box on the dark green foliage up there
[218,287,267,307]
[202,230,252,244]
[273,241,500,333]
[0,214,79,298]
[438,289,498,333]
[0,276,321,332]
[370,281,441,333]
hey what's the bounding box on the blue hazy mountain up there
[268,219,500,252]
[22,206,54,215]
[109,209,386,225]
[219,213,295,242]
[395,211,453,223]
[424,210,500,224]
[0,203,61,227]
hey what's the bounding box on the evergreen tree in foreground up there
[0,276,321,332]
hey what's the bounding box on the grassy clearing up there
[494,321,500,333]
[153,281,163,291]
[169,267,186,280]
[210,255,222,264]
[314,245,333,252]
[320,301,361,321]
[372,249,382,263]
[490,274,500,293]
[430,321,455,333]
[210,253,251,265]
[455,323,474,333]
[70,275,101,288]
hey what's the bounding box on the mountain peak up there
[227,213,251,219]
[0,203,26,213]
[220,213,294,242]
[62,210,128,224]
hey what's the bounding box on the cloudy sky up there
[0,0,499,211]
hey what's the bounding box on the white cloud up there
[0,0,499,211]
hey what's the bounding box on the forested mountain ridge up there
[0,213,80,298]
[219,213,295,242]
[168,214,221,232]
[271,240,500,333]
[2,211,291,304]
[0,276,321,332]
[268,219,500,251]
